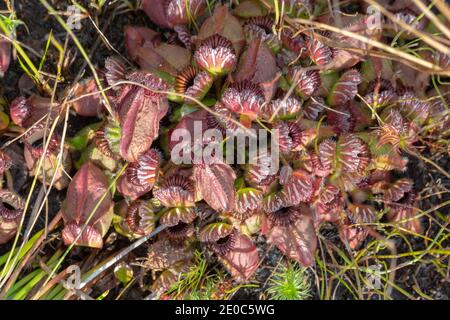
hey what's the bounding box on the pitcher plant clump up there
[0,0,449,299]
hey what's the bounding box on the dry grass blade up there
[411,0,450,39]
[435,0,450,21]
[364,0,450,55]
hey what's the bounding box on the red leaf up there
[262,192,285,214]
[10,95,60,128]
[244,150,278,186]
[115,200,157,237]
[279,165,293,185]
[166,0,206,26]
[219,233,260,282]
[61,223,104,249]
[326,103,356,134]
[198,222,234,243]
[72,78,105,117]
[234,39,278,87]
[303,97,324,120]
[364,79,396,108]
[304,153,332,177]
[378,108,419,152]
[194,162,236,212]
[169,109,210,159]
[274,121,303,153]
[117,149,161,200]
[124,26,191,75]
[124,25,160,60]
[267,209,317,266]
[117,71,169,162]
[117,170,152,201]
[197,5,245,55]
[62,162,113,248]
[175,66,214,104]
[140,0,171,29]
[160,207,197,227]
[0,150,12,175]
[0,39,11,77]
[199,223,259,281]
[397,90,430,125]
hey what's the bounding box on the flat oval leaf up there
[194,162,236,212]
[267,210,317,266]
[118,72,169,162]
[62,162,113,248]
[219,233,260,282]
